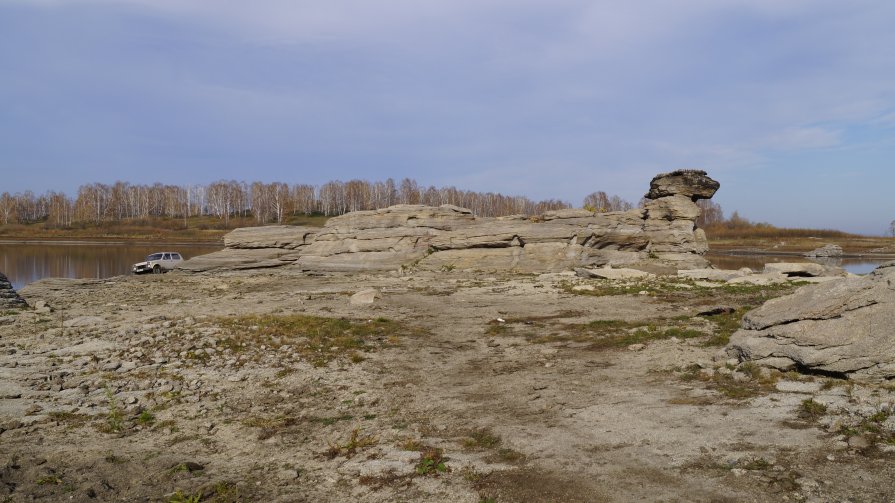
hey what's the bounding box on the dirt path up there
[1,271,894,502]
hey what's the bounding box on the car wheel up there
[153,265,161,274]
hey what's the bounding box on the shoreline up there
[705,249,895,261]
[0,238,223,246]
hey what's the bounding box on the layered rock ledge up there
[179,170,720,274]
[0,272,27,310]
[726,262,895,381]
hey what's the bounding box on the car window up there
[163,253,171,260]
[172,253,182,260]
[147,253,163,261]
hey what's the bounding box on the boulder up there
[805,244,843,258]
[726,262,895,381]
[0,272,27,309]
[763,262,828,277]
[645,169,720,200]
[349,289,379,305]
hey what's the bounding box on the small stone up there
[102,361,122,371]
[349,289,379,306]
[277,469,300,480]
[24,404,44,415]
[826,454,835,461]
[126,396,138,405]
[731,371,750,382]
[847,435,870,449]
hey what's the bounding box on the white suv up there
[132,252,184,274]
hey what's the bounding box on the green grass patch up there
[416,447,449,476]
[462,428,502,450]
[216,315,423,367]
[798,398,828,421]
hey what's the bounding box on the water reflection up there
[0,242,223,290]
[705,253,886,275]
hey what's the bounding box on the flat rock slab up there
[63,316,106,328]
[576,267,654,280]
[727,273,788,285]
[678,268,751,281]
[223,225,316,250]
[764,262,827,277]
[177,248,296,273]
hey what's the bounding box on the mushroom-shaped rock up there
[646,169,720,201]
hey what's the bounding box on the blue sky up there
[1,1,894,234]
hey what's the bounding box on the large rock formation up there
[726,262,895,381]
[0,271,27,309]
[178,226,317,273]
[178,170,720,274]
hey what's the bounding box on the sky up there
[1,1,894,234]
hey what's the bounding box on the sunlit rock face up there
[727,262,895,381]
[179,171,721,274]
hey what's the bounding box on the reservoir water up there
[0,242,887,291]
[0,241,223,290]
[705,253,887,276]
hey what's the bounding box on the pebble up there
[277,469,300,480]
[102,361,121,371]
[847,435,870,449]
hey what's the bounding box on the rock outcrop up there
[179,170,720,274]
[0,272,27,309]
[726,262,895,381]
[805,244,843,258]
[177,226,316,273]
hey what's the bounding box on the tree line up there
[0,178,739,229]
[0,178,580,227]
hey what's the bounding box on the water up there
[1,243,887,292]
[0,241,223,290]
[705,253,888,276]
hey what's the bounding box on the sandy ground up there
[1,270,894,502]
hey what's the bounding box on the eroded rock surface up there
[727,262,895,381]
[0,272,27,309]
[180,170,720,274]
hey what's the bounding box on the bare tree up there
[696,200,724,227]
[582,191,611,212]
